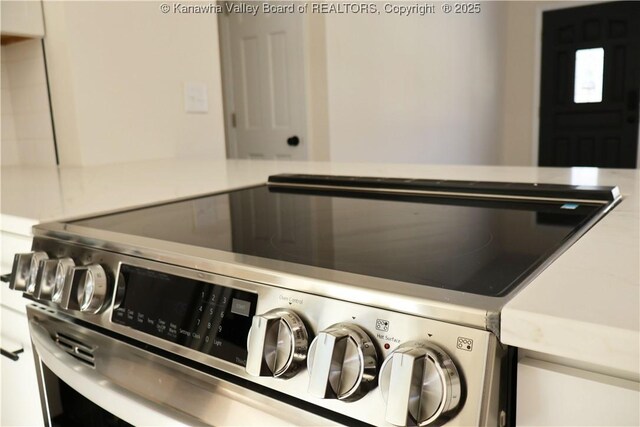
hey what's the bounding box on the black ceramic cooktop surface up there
[72,182,604,297]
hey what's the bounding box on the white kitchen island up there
[2,159,638,426]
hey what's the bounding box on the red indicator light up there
[384,343,390,350]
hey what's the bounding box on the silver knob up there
[51,258,75,303]
[76,265,109,313]
[9,252,48,292]
[33,259,57,300]
[246,308,308,379]
[379,341,462,426]
[35,258,75,302]
[26,252,49,294]
[307,323,377,402]
[58,264,108,313]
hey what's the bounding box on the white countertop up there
[2,159,638,378]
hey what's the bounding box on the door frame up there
[217,9,312,160]
[218,10,238,158]
[532,0,639,168]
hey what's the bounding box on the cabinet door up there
[0,1,45,37]
[1,307,44,426]
[517,358,640,426]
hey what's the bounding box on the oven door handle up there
[29,319,207,427]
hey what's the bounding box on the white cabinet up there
[1,306,44,427]
[517,357,640,426]
[1,38,57,167]
[1,231,43,426]
[0,0,45,37]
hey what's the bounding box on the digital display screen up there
[112,265,257,366]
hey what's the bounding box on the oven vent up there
[55,332,95,368]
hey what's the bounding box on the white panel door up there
[224,1,308,160]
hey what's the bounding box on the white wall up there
[501,1,539,166]
[1,39,56,166]
[324,2,507,165]
[305,13,331,161]
[43,1,226,166]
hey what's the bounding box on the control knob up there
[76,265,109,313]
[9,252,48,293]
[246,308,308,379]
[51,258,76,303]
[59,264,109,313]
[35,257,75,301]
[307,323,377,402]
[379,341,462,426]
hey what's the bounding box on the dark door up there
[539,1,640,168]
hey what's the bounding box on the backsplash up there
[1,39,56,166]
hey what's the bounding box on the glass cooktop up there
[72,176,612,297]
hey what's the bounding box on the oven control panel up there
[111,265,258,367]
[11,242,505,427]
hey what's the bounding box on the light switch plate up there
[184,82,208,113]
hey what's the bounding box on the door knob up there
[287,136,300,147]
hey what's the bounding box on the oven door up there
[28,306,334,426]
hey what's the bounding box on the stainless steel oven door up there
[27,305,334,426]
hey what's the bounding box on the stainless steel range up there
[7,174,619,426]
